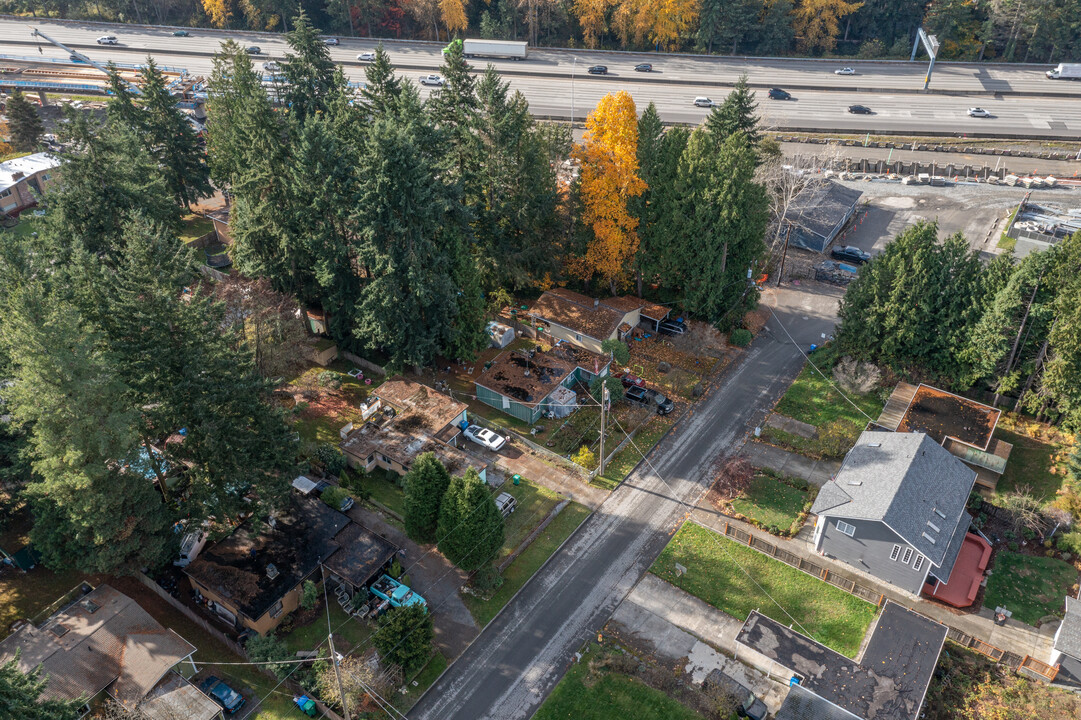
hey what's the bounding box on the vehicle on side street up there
[694,96,716,107]
[357,51,376,61]
[420,74,445,86]
[199,677,245,715]
[96,36,118,45]
[459,39,528,60]
[967,107,992,117]
[634,63,652,72]
[587,65,608,75]
[835,67,856,75]
[464,424,507,452]
[370,574,426,608]
[848,104,873,114]
[1046,63,1081,80]
[658,319,686,336]
[172,30,190,37]
[495,492,518,519]
[246,46,262,54]
[768,87,791,100]
[324,37,340,45]
[831,245,872,264]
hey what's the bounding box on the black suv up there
[768,87,791,100]
[831,245,872,264]
[625,386,674,415]
[587,65,608,75]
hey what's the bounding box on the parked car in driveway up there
[835,67,856,75]
[464,424,506,451]
[420,74,445,86]
[357,51,376,61]
[848,104,873,114]
[200,677,245,715]
[968,107,992,117]
[633,63,652,72]
[615,370,645,388]
[495,492,517,518]
[587,65,608,75]
[831,245,872,264]
[694,96,716,107]
[625,386,674,415]
[768,87,791,100]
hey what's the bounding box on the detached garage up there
[786,181,863,252]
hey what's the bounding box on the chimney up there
[594,298,599,307]
[12,171,24,181]
[266,563,279,580]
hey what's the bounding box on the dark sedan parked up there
[831,245,872,264]
[634,63,652,72]
[200,677,245,714]
[625,386,674,415]
[587,65,608,75]
[848,104,873,114]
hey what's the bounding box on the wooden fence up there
[715,521,1036,675]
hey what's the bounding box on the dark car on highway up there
[848,104,873,114]
[587,65,608,75]
[200,676,245,715]
[831,245,872,264]
[173,30,190,37]
[634,63,652,72]
[768,87,791,100]
[246,46,262,54]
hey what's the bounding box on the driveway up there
[346,505,478,658]
[408,284,842,720]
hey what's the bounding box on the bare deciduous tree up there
[832,356,882,394]
[213,276,310,379]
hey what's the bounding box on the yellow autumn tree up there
[441,0,468,37]
[792,0,864,53]
[613,0,699,51]
[572,91,647,292]
[202,0,235,28]
[575,0,612,48]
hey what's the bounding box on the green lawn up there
[281,602,371,654]
[350,467,405,517]
[464,501,591,627]
[993,428,1066,503]
[0,217,40,240]
[983,551,1078,625]
[594,416,674,489]
[394,650,449,712]
[775,360,884,430]
[652,523,877,657]
[731,473,810,532]
[500,478,563,559]
[289,363,378,446]
[534,644,705,720]
[180,214,216,244]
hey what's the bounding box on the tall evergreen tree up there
[429,40,481,200]
[436,468,504,571]
[0,650,86,720]
[706,74,761,145]
[637,125,690,295]
[207,40,277,191]
[755,0,796,55]
[403,452,452,543]
[281,10,344,122]
[360,45,402,117]
[5,91,45,152]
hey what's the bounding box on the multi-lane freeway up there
[2,17,1081,138]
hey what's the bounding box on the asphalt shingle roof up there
[1055,595,1081,658]
[811,432,976,570]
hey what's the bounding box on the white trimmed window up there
[901,547,914,564]
[835,520,856,537]
[890,544,901,561]
[912,555,925,572]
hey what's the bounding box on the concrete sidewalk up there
[608,574,788,713]
[740,442,841,487]
[690,505,1057,662]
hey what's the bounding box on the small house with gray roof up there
[810,431,977,597]
[1050,594,1081,688]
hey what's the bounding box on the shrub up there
[373,605,434,674]
[300,580,319,610]
[589,375,624,405]
[1056,531,1081,555]
[572,445,597,469]
[711,456,754,500]
[321,486,349,510]
[470,562,504,596]
[316,443,347,475]
[729,328,753,347]
[246,634,292,679]
[601,338,630,366]
[317,370,341,389]
[1008,541,1020,552]
[815,418,862,458]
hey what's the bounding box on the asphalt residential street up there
[408,283,843,720]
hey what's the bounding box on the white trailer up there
[1046,63,1081,79]
[462,39,528,61]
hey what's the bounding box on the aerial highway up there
[2,17,1080,138]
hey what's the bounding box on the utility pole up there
[776,223,792,286]
[322,567,351,720]
[598,384,609,475]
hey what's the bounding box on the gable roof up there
[1055,595,1081,659]
[787,181,863,243]
[374,377,467,434]
[0,152,60,192]
[737,602,947,720]
[0,585,195,704]
[140,671,221,720]
[529,288,627,341]
[185,495,349,620]
[811,432,976,569]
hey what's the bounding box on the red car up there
[615,370,644,388]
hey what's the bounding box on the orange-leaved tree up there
[441,0,469,37]
[575,0,612,48]
[613,0,700,51]
[792,0,864,53]
[572,91,647,293]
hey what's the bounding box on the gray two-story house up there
[810,431,977,596]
